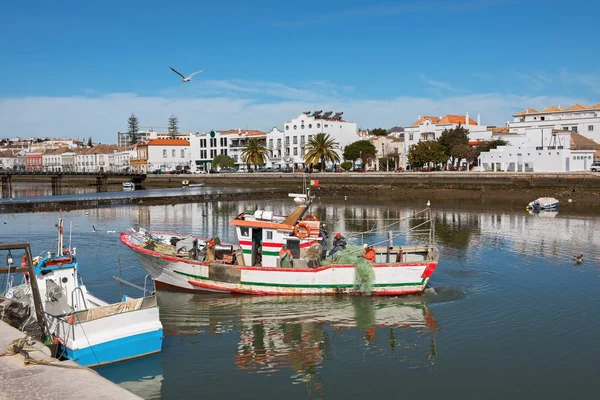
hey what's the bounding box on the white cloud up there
[0,80,594,143]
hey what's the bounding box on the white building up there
[365,135,404,171]
[0,150,17,170]
[510,103,600,142]
[131,139,190,173]
[401,113,491,169]
[189,130,266,171]
[478,128,596,172]
[275,111,358,169]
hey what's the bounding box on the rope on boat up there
[340,208,431,239]
[2,336,98,373]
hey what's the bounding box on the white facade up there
[511,104,600,143]
[146,139,191,172]
[276,112,358,169]
[366,135,404,171]
[478,128,595,172]
[189,130,265,171]
[0,151,16,170]
[401,112,491,169]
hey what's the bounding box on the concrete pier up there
[0,321,141,400]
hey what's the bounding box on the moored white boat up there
[121,192,439,296]
[3,220,163,367]
[527,197,560,211]
[122,182,135,190]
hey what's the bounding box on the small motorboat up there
[122,182,135,190]
[187,183,205,188]
[527,197,559,211]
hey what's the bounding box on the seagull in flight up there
[169,66,204,82]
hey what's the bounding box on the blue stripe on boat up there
[61,329,163,367]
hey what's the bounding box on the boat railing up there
[331,209,435,261]
[71,286,88,312]
[112,274,156,298]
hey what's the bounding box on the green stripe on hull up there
[239,279,426,288]
[174,270,425,288]
[242,249,278,256]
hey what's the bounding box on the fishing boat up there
[121,191,439,296]
[526,197,560,211]
[122,182,135,190]
[2,220,163,367]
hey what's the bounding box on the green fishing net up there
[321,245,374,295]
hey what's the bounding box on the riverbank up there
[0,321,141,399]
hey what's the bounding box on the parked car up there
[151,169,163,174]
[192,169,207,174]
[591,161,600,172]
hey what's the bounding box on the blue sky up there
[1,0,599,142]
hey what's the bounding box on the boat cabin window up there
[286,239,300,259]
[266,231,273,240]
[240,227,249,237]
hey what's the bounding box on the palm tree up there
[241,138,268,171]
[303,133,340,171]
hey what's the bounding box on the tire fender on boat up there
[303,214,318,221]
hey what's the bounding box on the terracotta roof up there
[219,129,266,137]
[515,108,539,115]
[0,150,16,158]
[570,132,600,149]
[437,115,478,125]
[412,116,440,127]
[541,106,563,113]
[147,139,190,146]
[565,104,589,111]
[591,103,600,109]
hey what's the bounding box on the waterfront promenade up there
[0,321,141,400]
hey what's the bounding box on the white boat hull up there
[122,233,438,296]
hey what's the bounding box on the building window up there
[181,149,185,158]
[300,136,305,145]
[285,148,290,155]
[409,134,414,140]
[210,149,216,158]
[285,137,290,146]
[286,125,289,130]
[269,139,273,148]
[293,147,298,156]
[221,138,227,147]
[324,124,328,128]
[163,150,167,158]
[541,116,545,121]
[172,149,176,157]
[301,125,304,129]
[572,126,578,132]
[293,125,297,130]
[210,138,217,147]
[316,123,320,128]
[308,124,312,129]
[589,125,594,131]
[293,136,297,144]
[200,139,206,147]
[240,227,249,237]
[266,231,273,240]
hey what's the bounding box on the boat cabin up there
[231,204,324,268]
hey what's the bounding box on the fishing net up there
[321,245,374,295]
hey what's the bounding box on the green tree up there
[343,140,376,167]
[407,140,448,168]
[304,133,340,170]
[212,154,235,169]
[168,114,179,138]
[340,161,353,171]
[438,125,469,167]
[451,144,479,168]
[378,156,397,171]
[371,128,388,137]
[241,138,268,171]
[127,113,140,145]
[87,137,93,147]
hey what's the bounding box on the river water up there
[1,195,600,399]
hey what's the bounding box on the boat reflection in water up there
[96,353,164,400]
[158,293,440,393]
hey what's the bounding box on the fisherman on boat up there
[279,244,293,268]
[362,244,376,263]
[329,233,347,256]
